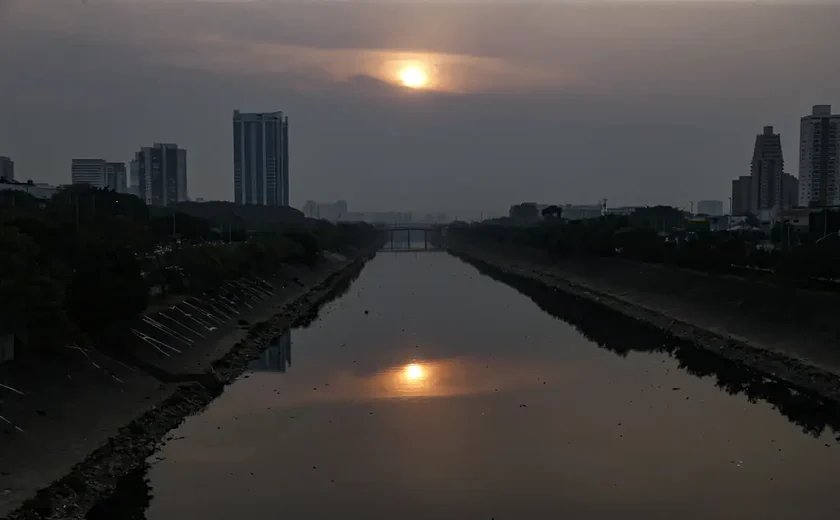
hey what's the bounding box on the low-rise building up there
[0,156,14,182]
[561,204,603,221]
[696,200,723,216]
[779,208,810,226]
[71,158,107,188]
[605,206,640,216]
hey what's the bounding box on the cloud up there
[2,1,582,94]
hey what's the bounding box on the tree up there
[0,225,72,352]
[541,205,563,219]
[509,203,540,222]
[66,244,148,349]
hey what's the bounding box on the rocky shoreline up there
[2,250,374,520]
[447,244,840,407]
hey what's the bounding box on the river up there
[88,250,840,519]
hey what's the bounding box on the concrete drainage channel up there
[132,278,278,360]
[1,253,374,520]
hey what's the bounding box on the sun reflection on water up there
[393,361,434,395]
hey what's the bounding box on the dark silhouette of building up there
[509,202,540,222]
[731,175,751,215]
[131,144,188,206]
[233,110,290,206]
[0,156,14,181]
[799,104,840,207]
[750,126,785,213]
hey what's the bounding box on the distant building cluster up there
[729,105,839,225]
[509,202,609,222]
[730,125,797,220]
[303,200,347,221]
[301,200,446,224]
[70,159,128,193]
[66,144,189,206]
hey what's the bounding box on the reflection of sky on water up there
[97,253,840,520]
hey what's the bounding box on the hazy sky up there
[1,1,840,218]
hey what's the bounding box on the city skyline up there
[2,2,840,218]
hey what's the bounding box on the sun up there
[404,363,425,380]
[399,66,428,89]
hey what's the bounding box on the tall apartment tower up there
[799,105,840,208]
[133,143,188,206]
[104,162,128,193]
[0,156,14,181]
[233,110,289,206]
[749,126,785,213]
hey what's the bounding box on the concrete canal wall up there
[0,248,376,519]
[446,241,840,405]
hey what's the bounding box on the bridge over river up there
[378,223,446,251]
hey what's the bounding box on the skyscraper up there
[233,110,289,206]
[749,126,785,213]
[71,158,107,187]
[799,105,840,208]
[133,143,187,206]
[104,162,127,193]
[0,156,14,182]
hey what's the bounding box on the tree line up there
[0,186,378,357]
[450,205,840,287]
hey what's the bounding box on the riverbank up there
[446,241,840,405]
[0,248,376,519]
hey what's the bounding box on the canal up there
[90,251,840,519]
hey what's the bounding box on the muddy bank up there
[447,243,840,406]
[0,250,374,520]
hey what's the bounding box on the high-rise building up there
[233,110,289,206]
[750,126,785,213]
[104,162,128,193]
[696,200,723,216]
[0,156,14,181]
[129,159,141,198]
[71,158,107,187]
[782,172,799,209]
[731,175,752,215]
[133,143,188,206]
[799,104,840,208]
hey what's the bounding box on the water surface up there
[93,252,840,519]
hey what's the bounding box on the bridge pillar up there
[390,230,394,250]
[424,230,428,249]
